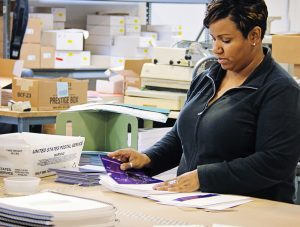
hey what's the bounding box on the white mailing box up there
[142,24,183,33]
[51,8,66,22]
[85,35,114,46]
[125,16,141,25]
[84,44,113,55]
[87,15,125,26]
[53,22,65,30]
[125,24,141,33]
[114,36,154,48]
[42,30,84,51]
[141,32,158,41]
[0,133,84,177]
[111,45,151,58]
[54,51,90,68]
[87,25,125,36]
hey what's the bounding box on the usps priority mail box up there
[0,133,85,177]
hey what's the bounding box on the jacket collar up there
[207,47,275,89]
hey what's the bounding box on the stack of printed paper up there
[50,165,106,186]
[100,156,252,210]
[0,192,116,226]
[148,192,252,210]
[79,151,104,166]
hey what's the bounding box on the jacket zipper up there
[197,80,258,116]
[197,75,216,115]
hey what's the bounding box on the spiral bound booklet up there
[0,192,116,226]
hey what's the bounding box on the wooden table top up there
[0,107,60,118]
[1,177,299,227]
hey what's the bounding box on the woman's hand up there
[107,148,151,170]
[153,170,200,193]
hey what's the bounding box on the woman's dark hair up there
[203,0,268,39]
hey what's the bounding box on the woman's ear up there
[248,26,262,45]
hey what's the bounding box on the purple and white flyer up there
[100,155,162,184]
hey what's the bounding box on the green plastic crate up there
[56,110,138,152]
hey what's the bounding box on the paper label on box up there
[57,82,69,98]
[43,53,52,59]
[27,55,36,61]
[26,28,34,35]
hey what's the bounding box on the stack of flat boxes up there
[85,15,125,55]
[142,25,184,47]
[109,15,154,59]
[85,15,125,69]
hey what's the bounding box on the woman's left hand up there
[153,170,200,193]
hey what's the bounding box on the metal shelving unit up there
[2,0,209,58]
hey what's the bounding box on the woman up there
[108,0,300,203]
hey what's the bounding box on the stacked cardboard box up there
[272,34,300,79]
[20,18,42,68]
[12,77,88,110]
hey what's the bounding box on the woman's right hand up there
[107,148,151,171]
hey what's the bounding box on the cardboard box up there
[41,46,55,68]
[91,55,124,69]
[42,30,84,51]
[115,59,151,89]
[23,18,42,44]
[0,58,24,88]
[124,59,151,75]
[12,77,88,110]
[0,42,3,57]
[29,13,54,31]
[272,34,300,64]
[0,132,84,177]
[20,43,41,69]
[294,64,300,78]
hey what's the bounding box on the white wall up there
[150,0,300,41]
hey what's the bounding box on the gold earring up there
[252,43,256,46]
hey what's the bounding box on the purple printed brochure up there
[100,155,162,184]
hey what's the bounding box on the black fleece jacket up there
[144,48,300,203]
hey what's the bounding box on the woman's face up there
[209,17,255,73]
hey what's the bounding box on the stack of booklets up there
[100,156,252,210]
[50,165,106,186]
[100,155,173,197]
[79,151,104,166]
[0,192,116,226]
